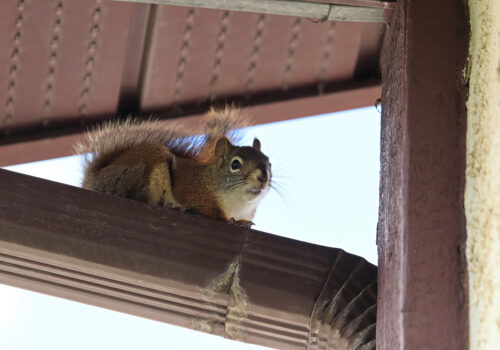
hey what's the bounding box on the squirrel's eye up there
[230,158,242,172]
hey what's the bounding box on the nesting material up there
[197,257,249,341]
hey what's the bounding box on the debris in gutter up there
[197,256,249,341]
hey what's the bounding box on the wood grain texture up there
[377,0,469,348]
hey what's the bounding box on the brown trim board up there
[0,84,380,167]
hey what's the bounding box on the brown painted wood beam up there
[377,0,468,349]
[0,168,377,349]
[0,83,380,167]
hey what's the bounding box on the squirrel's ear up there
[215,137,231,157]
[252,138,261,151]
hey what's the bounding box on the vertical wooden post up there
[377,0,469,349]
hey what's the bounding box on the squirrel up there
[75,107,271,227]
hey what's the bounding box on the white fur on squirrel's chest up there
[219,194,260,221]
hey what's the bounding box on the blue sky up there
[0,106,380,349]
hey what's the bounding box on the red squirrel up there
[75,107,271,227]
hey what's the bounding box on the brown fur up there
[75,108,270,225]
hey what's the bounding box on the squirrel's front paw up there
[168,204,199,215]
[167,203,184,211]
[184,207,200,215]
[227,218,254,228]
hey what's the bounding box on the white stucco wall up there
[465,1,500,349]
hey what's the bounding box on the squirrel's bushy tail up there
[74,117,188,157]
[75,107,249,172]
[203,106,249,144]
